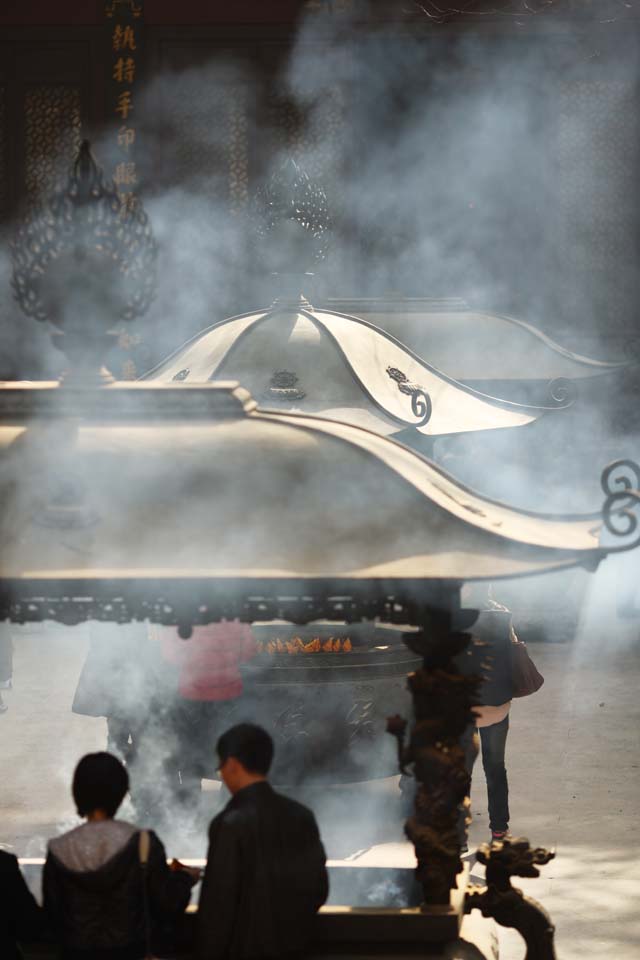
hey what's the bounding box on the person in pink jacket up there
[161,622,256,701]
[157,622,258,809]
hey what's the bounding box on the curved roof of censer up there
[143,303,541,437]
[0,381,622,597]
[322,298,627,384]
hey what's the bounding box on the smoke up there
[3,5,638,377]
[284,7,638,340]
[1,2,640,912]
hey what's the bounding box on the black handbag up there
[510,627,544,698]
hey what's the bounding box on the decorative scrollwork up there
[386,366,433,427]
[411,389,432,424]
[548,377,577,407]
[601,459,640,497]
[602,488,640,538]
[601,461,640,551]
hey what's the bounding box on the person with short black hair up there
[216,722,274,776]
[196,723,328,960]
[43,752,198,960]
[72,750,130,818]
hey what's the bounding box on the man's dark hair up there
[72,752,129,818]
[217,723,274,775]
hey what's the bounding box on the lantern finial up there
[11,140,157,384]
[253,157,331,294]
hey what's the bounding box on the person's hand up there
[170,859,202,883]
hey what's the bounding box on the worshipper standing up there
[398,604,515,847]
[196,723,328,960]
[72,623,188,822]
[72,622,257,820]
[71,623,171,768]
[457,603,515,846]
[0,848,44,959]
[158,621,257,806]
[43,752,199,960]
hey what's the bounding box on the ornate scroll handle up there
[386,367,433,428]
[602,488,640,540]
[600,460,640,551]
[601,459,640,497]
[548,377,577,407]
[466,838,557,960]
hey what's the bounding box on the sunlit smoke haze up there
[0,3,639,912]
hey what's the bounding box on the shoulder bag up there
[510,626,544,698]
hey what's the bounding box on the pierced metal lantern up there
[253,157,331,274]
[11,140,156,381]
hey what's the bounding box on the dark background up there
[0,0,639,379]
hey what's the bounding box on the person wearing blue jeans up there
[479,714,510,836]
[469,712,510,839]
[457,605,514,845]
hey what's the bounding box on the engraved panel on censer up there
[237,629,419,786]
[24,85,82,201]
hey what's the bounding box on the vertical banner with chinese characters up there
[105,0,144,379]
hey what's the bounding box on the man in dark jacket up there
[0,849,44,959]
[196,723,328,960]
[43,751,198,960]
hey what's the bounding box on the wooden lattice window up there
[0,86,6,220]
[24,85,82,200]
[266,88,346,196]
[553,78,638,331]
[162,78,249,215]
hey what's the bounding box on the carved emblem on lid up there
[264,370,306,402]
